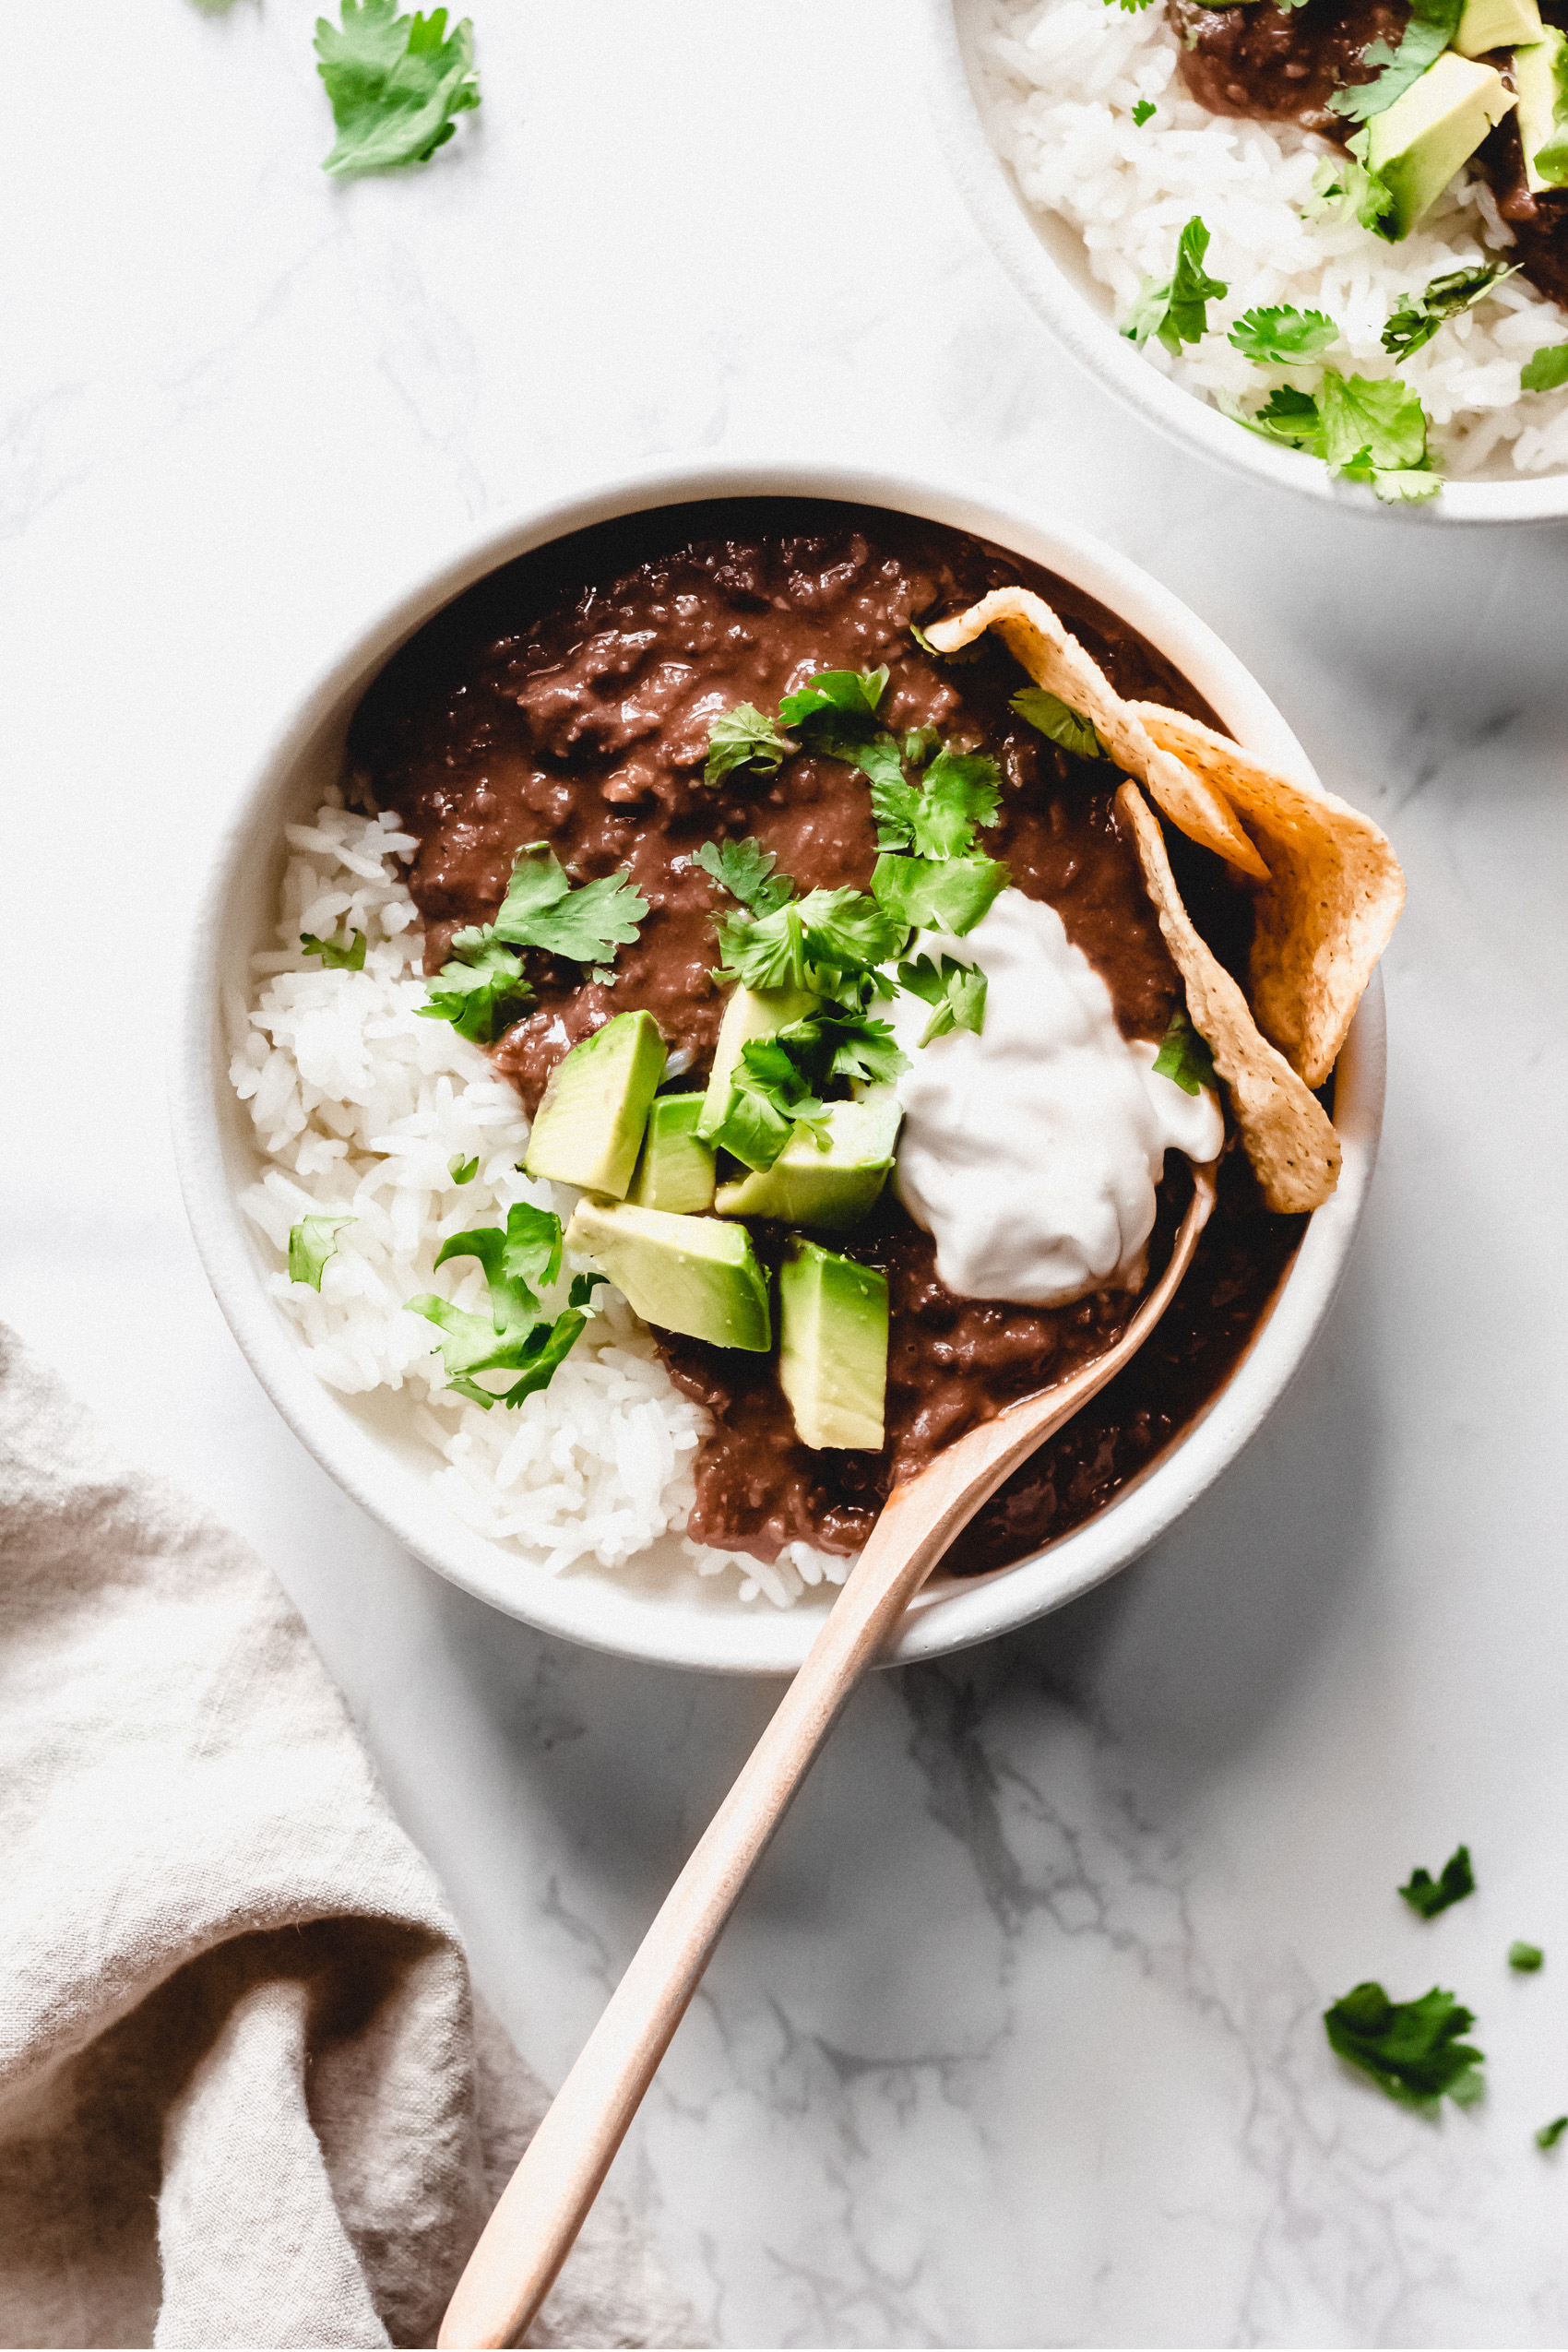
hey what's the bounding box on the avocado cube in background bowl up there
[564,1199,772,1351]
[523,1011,666,1197]
[778,1241,888,1451]
[626,1095,717,1214]
[714,1095,900,1232]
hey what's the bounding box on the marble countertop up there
[6,2,1568,2341]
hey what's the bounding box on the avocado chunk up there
[1514,29,1568,190]
[695,983,819,1170]
[778,1241,888,1452]
[565,1198,771,1351]
[1454,0,1541,54]
[713,1093,903,1231]
[1363,53,1515,238]
[523,1011,666,1198]
[625,1093,718,1214]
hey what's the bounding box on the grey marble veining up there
[5,1,1568,2343]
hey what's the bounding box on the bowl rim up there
[920,0,1568,528]
[171,457,1385,1675]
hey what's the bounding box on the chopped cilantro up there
[407,1201,602,1407]
[300,928,367,969]
[1327,0,1462,123]
[694,836,794,917]
[910,621,983,666]
[1522,343,1568,392]
[704,702,793,788]
[1324,1982,1485,2116]
[897,952,988,1047]
[1152,1007,1216,1096]
[1132,99,1157,125]
[289,1213,354,1289]
[448,1154,479,1184]
[1308,147,1396,237]
[904,725,942,766]
[1400,1846,1475,1918]
[871,851,1008,939]
[315,0,481,178]
[1245,371,1440,503]
[1012,686,1106,763]
[778,667,889,728]
[1228,305,1337,365]
[717,1009,909,1170]
[419,932,535,1043]
[1538,2116,1568,2149]
[871,746,1004,859]
[1246,384,1324,451]
[1123,217,1227,356]
[716,886,906,994]
[1510,1942,1545,1972]
[1383,264,1514,359]
[493,842,647,964]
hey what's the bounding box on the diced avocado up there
[778,1241,888,1452]
[625,1094,717,1214]
[1453,0,1541,54]
[564,1198,771,1350]
[713,1094,903,1231]
[1515,29,1568,190]
[695,982,819,1170]
[1364,53,1515,238]
[523,1010,666,1197]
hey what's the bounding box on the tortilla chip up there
[1118,783,1341,1214]
[924,587,1269,882]
[1132,702,1405,1091]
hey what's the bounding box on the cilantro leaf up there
[1327,0,1462,123]
[1012,686,1107,763]
[408,1202,599,1407]
[419,931,534,1043]
[1243,384,1324,453]
[1309,145,1396,236]
[448,1154,479,1184]
[723,1011,909,1168]
[1367,466,1443,505]
[1383,264,1514,359]
[1522,343,1568,392]
[289,1214,354,1289]
[1538,2117,1568,2149]
[778,668,889,727]
[871,852,1008,939]
[704,702,793,788]
[871,747,1004,859]
[694,836,794,917]
[1123,217,1227,356]
[300,928,367,969]
[897,952,989,1047]
[1318,370,1431,474]
[1228,305,1338,365]
[492,841,648,965]
[904,725,942,766]
[315,0,481,178]
[910,620,984,666]
[1151,1007,1217,1096]
[1510,1942,1545,1972]
[1400,1845,1475,1918]
[716,886,906,992]
[1132,99,1157,125]
[1324,1982,1485,2116]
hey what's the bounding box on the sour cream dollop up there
[889,889,1223,1306]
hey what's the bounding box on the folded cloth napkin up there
[0,1323,696,2351]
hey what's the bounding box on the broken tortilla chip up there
[924,587,1269,883]
[1131,702,1404,1091]
[1118,782,1341,1214]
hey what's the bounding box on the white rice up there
[228,790,849,1610]
[971,0,1568,478]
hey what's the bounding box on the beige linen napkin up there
[0,1322,695,2351]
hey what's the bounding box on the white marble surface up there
[6,3,1568,2343]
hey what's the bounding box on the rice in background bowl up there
[172,463,1385,1676]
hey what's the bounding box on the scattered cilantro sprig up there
[1123,217,1227,357]
[1229,306,1337,366]
[1012,686,1106,763]
[1327,0,1462,124]
[1132,99,1157,125]
[1324,1981,1485,2116]
[1400,1845,1475,1919]
[1152,1006,1216,1096]
[448,1154,479,1184]
[1538,2116,1568,2149]
[407,1201,603,1407]
[289,1214,354,1289]
[897,953,988,1047]
[695,835,794,917]
[1522,344,1568,392]
[315,0,481,178]
[705,704,793,788]
[870,746,1003,857]
[1510,1942,1545,1973]
[1383,265,1515,359]
[421,842,648,1044]
[301,928,367,969]
[1246,370,1441,504]
[716,886,907,996]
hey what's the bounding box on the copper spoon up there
[439,1162,1218,2350]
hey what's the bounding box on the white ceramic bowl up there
[172,460,1385,1674]
[923,0,1568,527]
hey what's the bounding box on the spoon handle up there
[436,1471,968,2349]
